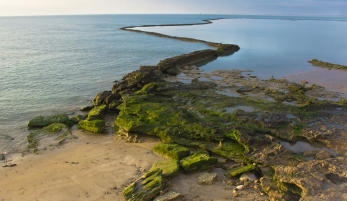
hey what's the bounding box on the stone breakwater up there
[24,19,347,201]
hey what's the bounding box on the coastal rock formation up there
[77,119,105,133]
[92,91,111,106]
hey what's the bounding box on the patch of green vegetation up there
[77,119,105,133]
[123,168,164,201]
[87,104,107,120]
[309,59,347,70]
[179,151,218,173]
[153,143,190,160]
[26,123,73,150]
[148,160,180,179]
[28,114,69,127]
[225,164,255,178]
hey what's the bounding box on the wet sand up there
[285,68,347,95]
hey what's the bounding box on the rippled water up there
[1,14,347,153]
[0,14,226,152]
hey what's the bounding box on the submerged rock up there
[28,114,69,127]
[179,151,218,174]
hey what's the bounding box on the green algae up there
[26,123,73,150]
[28,114,69,127]
[225,164,255,178]
[148,160,180,179]
[153,143,190,160]
[86,104,107,120]
[179,151,218,173]
[77,119,105,133]
[309,59,347,70]
[123,168,165,201]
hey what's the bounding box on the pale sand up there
[285,68,347,95]
[0,131,266,201]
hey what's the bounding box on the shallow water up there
[136,16,347,79]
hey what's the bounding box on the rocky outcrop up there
[153,143,190,160]
[179,151,218,174]
[92,91,112,106]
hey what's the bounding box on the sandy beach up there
[0,130,267,201]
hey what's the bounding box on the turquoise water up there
[1,14,347,153]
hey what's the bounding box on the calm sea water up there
[1,14,346,153]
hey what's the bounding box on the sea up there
[1,14,347,153]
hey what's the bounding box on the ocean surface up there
[1,14,347,153]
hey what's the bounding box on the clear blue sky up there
[0,0,346,16]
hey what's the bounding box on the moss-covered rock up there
[26,123,73,150]
[179,151,218,173]
[28,114,69,127]
[123,169,165,201]
[308,59,347,70]
[86,104,107,120]
[225,164,256,178]
[77,119,105,133]
[148,160,180,179]
[153,143,190,160]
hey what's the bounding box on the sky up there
[0,0,346,17]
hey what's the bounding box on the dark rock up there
[80,105,94,111]
[0,154,5,160]
[236,87,253,93]
[92,91,112,106]
[104,93,121,105]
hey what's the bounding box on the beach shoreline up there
[2,17,347,201]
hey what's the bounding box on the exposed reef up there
[27,18,347,200]
[309,59,347,71]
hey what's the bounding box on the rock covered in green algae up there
[86,104,107,120]
[179,151,218,174]
[225,164,256,178]
[77,119,105,133]
[28,114,69,127]
[26,123,73,150]
[149,160,180,179]
[153,143,190,160]
[123,169,165,201]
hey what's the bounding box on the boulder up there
[153,143,190,160]
[179,151,218,174]
[77,119,105,133]
[28,114,69,127]
[92,91,111,106]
